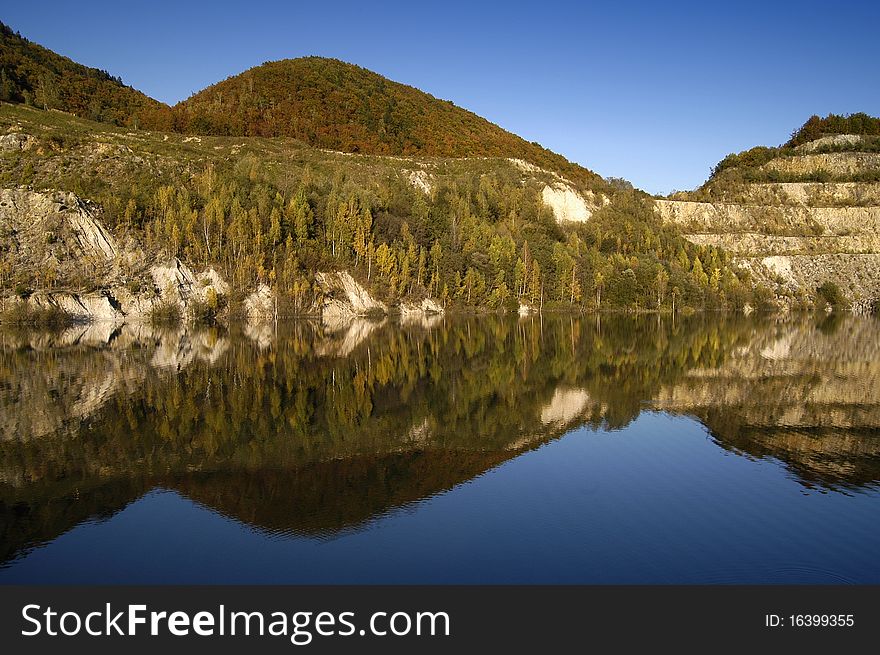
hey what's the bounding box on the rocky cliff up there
[1,188,445,325]
[0,187,230,322]
[656,133,880,311]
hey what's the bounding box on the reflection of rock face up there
[150,329,229,370]
[316,318,385,357]
[398,298,444,324]
[540,388,591,426]
[656,319,880,425]
[244,321,275,349]
[655,318,880,486]
[0,324,227,441]
[0,345,145,442]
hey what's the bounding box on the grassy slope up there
[0,102,571,222]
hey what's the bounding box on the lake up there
[1,312,879,583]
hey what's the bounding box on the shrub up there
[0,303,72,327]
[816,281,847,309]
[149,300,182,325]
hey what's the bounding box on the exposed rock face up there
[656,138,880,309]
[406,169,433,195]
[398,298,444,329]
[761,152,880,177]
[0,187,121,282]
[740,254,880,311]
[0,133,38,152]
[682,232,880,256]
[795,134,864,153]
[151,259,197,305]
[0,187,230,322]
[542,183,593,223]
[507,158,544,174]
[23,290,123,321]
[507,157,607,224]
[314,271,387,321]
[719,182,880,207]
[399,297,444,316]
[243,284,275,322]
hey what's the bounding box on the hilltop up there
[165,57,601,187]
[0,22,601,190]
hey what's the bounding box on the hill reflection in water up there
[1,313,879,582]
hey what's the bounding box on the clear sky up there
[3,0,878,194]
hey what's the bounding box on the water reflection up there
[1,313,879,570]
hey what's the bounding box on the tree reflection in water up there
[2,312,879,566]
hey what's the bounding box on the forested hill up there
[165,57,602,188]
[0,21,163,126]
[0,22,772,317]
[0,22,600,188]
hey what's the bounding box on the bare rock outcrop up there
[316,317,386,357]
[1,187,230,323]
[794,134,864,153]
[399,297,444,317]
[761,152,880,177]
[314,271,387,321]
[244,284,275,322]
[0,187,121,282]
[0,133,38,152]
[507,158,607,224]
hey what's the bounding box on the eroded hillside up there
[658,127,880,311]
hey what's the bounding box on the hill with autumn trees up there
[0,21,163,127]
[0,21,600,189]
[161,57,603,189]
[0,21,820,319]
[786,113,880,148]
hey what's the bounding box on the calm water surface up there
[1,313,879,583]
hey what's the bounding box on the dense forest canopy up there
[0,102,762,314]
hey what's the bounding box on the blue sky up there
[3,0,878,194]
